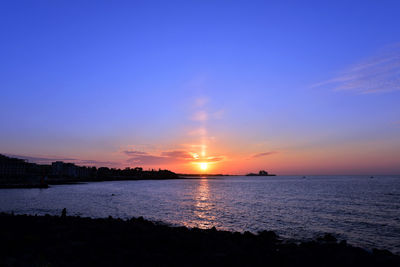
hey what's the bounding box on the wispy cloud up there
[160,150,193,159]
[251,151,278,158]
[197,156,224,163]
[123,150,148,156]
[126,154,171,165]
[73,159,117,167]
[191,110,208,121]
[123,149,224,166]
[313,44,400,94]
[188,128,208,136]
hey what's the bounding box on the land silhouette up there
[0,154,179,188]
[0,212,399,266]
[1,154,277,188]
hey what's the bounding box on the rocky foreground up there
[0,213,399,267]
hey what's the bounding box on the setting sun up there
[200,162,208,171]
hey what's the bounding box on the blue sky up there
[1,0,400,174]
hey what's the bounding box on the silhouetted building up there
[51,161,78,178]
[77,166,90,178]
[0,154,28,179]
[0,154,178,183]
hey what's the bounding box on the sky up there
[1,0,400,175]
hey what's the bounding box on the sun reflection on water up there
[184,178,216,229]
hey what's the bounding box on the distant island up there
[246,170,276,176]
[0,154,179,188]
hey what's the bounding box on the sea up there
[0,175,399,254]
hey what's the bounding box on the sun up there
[200,162,208,171]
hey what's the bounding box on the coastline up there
[0,175,233,189]
[0,176,200,189]
[0,212,399,266]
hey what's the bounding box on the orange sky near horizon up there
[94,132,400,175]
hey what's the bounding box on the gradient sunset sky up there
[1,1,400,175]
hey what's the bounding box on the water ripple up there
[0,175,399,254]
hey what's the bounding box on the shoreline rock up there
[0,212,399,266]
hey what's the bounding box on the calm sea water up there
[1,176,399,254]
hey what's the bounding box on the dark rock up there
[0,212,398,267]
[61,208,67,218]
